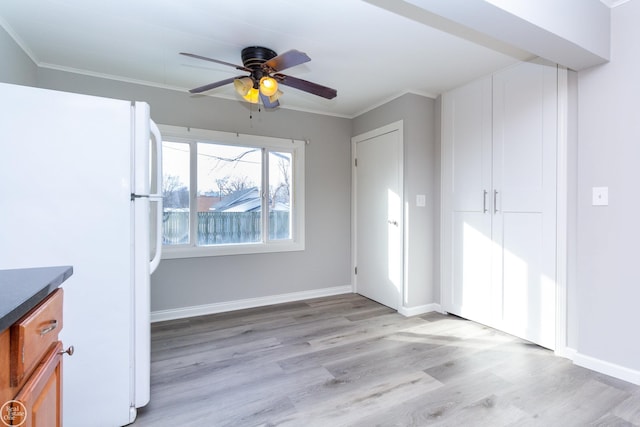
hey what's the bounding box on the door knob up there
[59,346,74,356]
[388,220,398,226]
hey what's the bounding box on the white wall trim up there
[556,346,577,361]
[398,303,442,317]
[35,63,352,119]
[352,90,437,118]
[150,285,353,323]
[0,16,38,65]
[600,0,631,8]
[573,352,640,386]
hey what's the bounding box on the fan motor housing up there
[241,46,277,70]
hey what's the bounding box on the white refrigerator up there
[0,82,163,426]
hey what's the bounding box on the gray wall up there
[352,94,437,308]
[0,25,36,85]
[34,69,352,312]
[576,0,640,370]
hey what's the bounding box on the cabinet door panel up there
[493,60,557,214]
[493,60,557,349]
[32,368,58,427]
[441,77,493,318]
[15,342,63,427]
[450,211,494,326]
[442,76,492,213]
[499,212,556,349]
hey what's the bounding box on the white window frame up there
[159,124,305,259]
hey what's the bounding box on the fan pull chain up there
[248,101,263,120]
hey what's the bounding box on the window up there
[159,125,305,258]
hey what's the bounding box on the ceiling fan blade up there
[188,76,242,94]
[274,74,337,100]
[180,52,251,72]
[264,50,310,72]
[259,92,280,109]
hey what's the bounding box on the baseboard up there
[573,351,640,386]
[398,303,442,317]
[150,285,353,323]
[555,345,577,360]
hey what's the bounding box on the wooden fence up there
[163,211,290,245]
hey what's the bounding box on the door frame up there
[555,66,569,357]
[351,120,404,310]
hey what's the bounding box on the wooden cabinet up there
[1,289,65,427]
[13,342,63,427]
[441,60,560,349]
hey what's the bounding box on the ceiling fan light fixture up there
[182,46,337,107]
[233,77,254,96]
[268,89,283,104]
[259,76,279,97]
[242,87,260,104]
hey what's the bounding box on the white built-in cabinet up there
[441,60,559,349]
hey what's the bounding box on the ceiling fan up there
[180,46,337,109]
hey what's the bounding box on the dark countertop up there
[0,266,73,332]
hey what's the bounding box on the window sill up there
[161,241,305,259]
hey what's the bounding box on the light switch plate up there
[416,194,426,207]
[592,187,608,206]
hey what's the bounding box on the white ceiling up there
[0,0,615,117]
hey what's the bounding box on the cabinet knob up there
[59,345,74,356]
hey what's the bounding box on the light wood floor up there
[132,294,640,426]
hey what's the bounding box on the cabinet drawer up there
[10,289,63,387]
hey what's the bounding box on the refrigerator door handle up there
[149,119,163,274]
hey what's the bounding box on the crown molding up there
[600,0,631,8]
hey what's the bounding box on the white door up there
[441,76,495,327]
[354,124,403,310]
[492,60,558,349]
